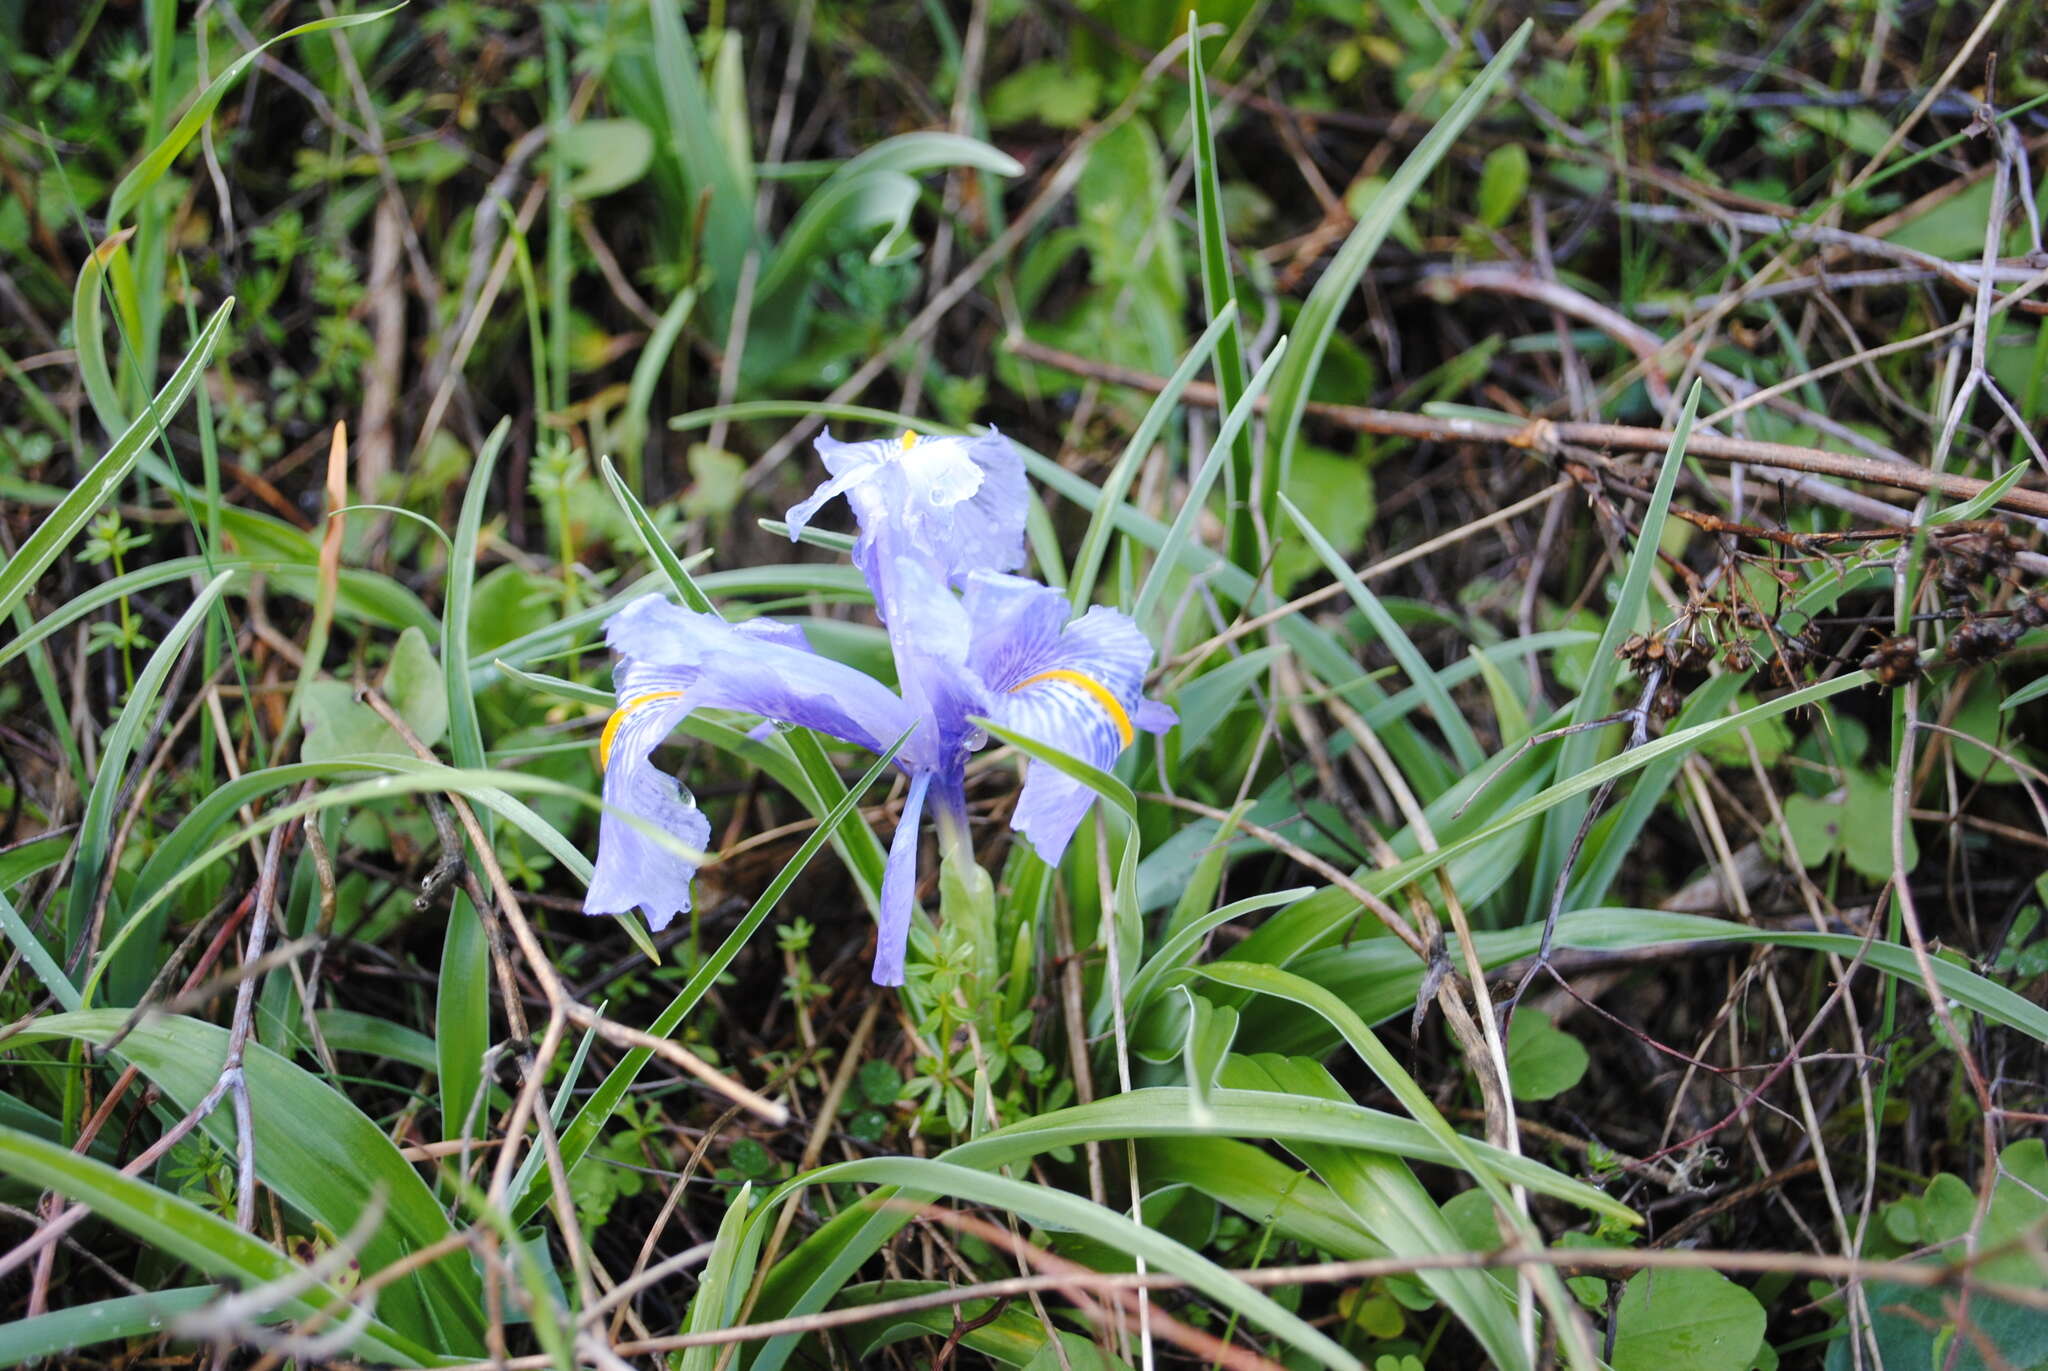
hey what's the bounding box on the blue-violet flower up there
[583,429,1174,985]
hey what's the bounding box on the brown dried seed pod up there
[1667,638,1712,674]
[1934,526,2018,593]
[1769,625,1821,684]
[1860,635,1922,688]
[2016,587,2048,629]
[1651,681,1685,720]
[1723,639,1755,671]
[1947,617,2023,665]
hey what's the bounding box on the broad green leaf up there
[1782,792,1841,867]
[1610,1268,1766,1371]
[1841,769,1914,879]
[559,117,654,197]
[1477,143,1532,228]
[1505,1009,1589,1101]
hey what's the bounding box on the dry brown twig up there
[1003,334,2048,520]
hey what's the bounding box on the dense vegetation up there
[2,2,2046,1368]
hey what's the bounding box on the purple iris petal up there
[585,594,918,949]
[871,772,932,987]
[583,679,707,931]
[871,554,990,774]
[962,572,1176,865]
[786,429,1028,594]
[604,594,915,754]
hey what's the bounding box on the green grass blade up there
[1268,908,2048,1050]
[1226,1054,1527,1371]
[1195,960,1601,1368]
[0,886,79,1012]
[0,1126,445,1366]
[1259,23,1531,530]
[106,8,401,226]
[678,1182,760,1371]
[619,287,699,486]
[1282,491,1487,772]
[70,232,131,434]
[1066,300,1237,609]
[3,1012,485,1355]
[1123,886,1313,1015]
[1528,379,1701,918]
[438,419,510,1144]
[0,300,232,624]
[1186,20,1257,569]
[759,1157,1365,1371]
[1131,336,1289,626]
[0,1288,248,1364]
[66,571,232,975]
[599,455,716,613]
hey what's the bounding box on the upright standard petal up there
[962,572,1176,865]
[583,675,708,932]
[786,428,1028,593]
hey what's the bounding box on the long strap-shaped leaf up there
[1067,300,1238,609]
[736,1082,1633,1371]
[437,419,510,1143]
[1257,907,2048,1051]
[0,1006,484,1360]
[0,1129,446,1364]
[1282,492,1487,772]
[753,1157,1365,1371]
[1226,1053,1528,1371]
[1185,27,1259,569]
[1197,961,1602,1370]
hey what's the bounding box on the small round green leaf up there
[1610,1268,1766,1371]
[1505,1009,1589,1101]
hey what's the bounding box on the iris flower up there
[584,430,1175,985]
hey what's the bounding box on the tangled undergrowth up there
[3,3,2047,1369]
